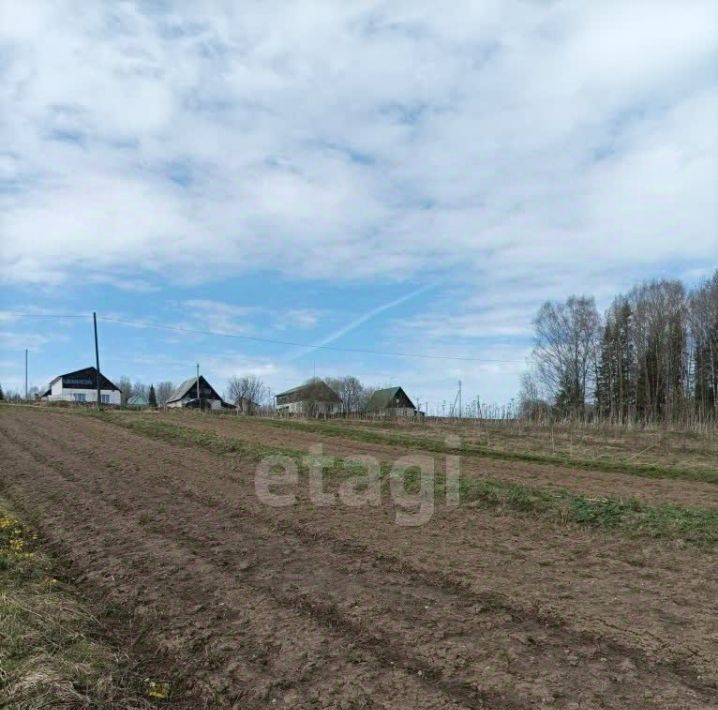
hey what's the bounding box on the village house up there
[40,366,121,405]
[366,386,419,417]
[275,380,341,417]
[166,376,225,410]
[127,393,149,408]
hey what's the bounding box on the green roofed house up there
[127,393,149,408]
[366,386,419,418]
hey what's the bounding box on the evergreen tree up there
[148,384,157,408]
[614,301,635,421]
[595,299,634,422]
[0,383,4,401]
[554,372,583,418]
[596,321,615,420]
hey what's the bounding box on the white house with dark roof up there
[40,366,121,405]
[166,376,225,410]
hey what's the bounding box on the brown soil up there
[1,408,716,709]
[159,412,718,509]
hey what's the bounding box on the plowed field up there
[1,407,716,709]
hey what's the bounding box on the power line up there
[3,312,526,364]
[1,312,90,318]
[99,316,525,363]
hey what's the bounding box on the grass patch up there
[99,413,718,547]
[244,417,718,484]
[0,502,152,709]
[458,478,718,543]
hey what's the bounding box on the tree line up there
[520,270,718,425]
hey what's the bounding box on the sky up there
[1,0,716,412]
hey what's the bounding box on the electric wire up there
[2,312,526,363]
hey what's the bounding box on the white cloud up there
[182,299,257,335]
[0,330,53,351]
[277,309,320,330]
[0,0,715,337]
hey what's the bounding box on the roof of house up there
[167,376,222,403]
[366,386,416,411]
[42,366,121,397]
[276,380,341,403]
[127,394,149,406]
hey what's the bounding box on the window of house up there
[73,393,86,402]
[101,394,110,403]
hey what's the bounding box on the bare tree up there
[518,370,551,420]
[628,280,687,422]
[155,381,175,407]
[117,376,132,406]
[132,381,149,401]
[324,375,370,413]
[532,296,600,417]
[227,375,266,414]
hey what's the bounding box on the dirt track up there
[1,408,717,708]
[158,412,718,509]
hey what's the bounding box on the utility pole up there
[450,381,461,419]
[93,312,101,408]
[24,349,28,401]
[196,363,200,406]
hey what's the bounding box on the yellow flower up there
[145,679,170,700]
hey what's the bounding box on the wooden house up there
[366,386,418,417]
[166,376,224,410]
[275,380,341,417]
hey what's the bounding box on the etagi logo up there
[255,436,461,526]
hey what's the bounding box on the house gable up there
[168,376,223,404]
[45,367,120,393]
[367,387,415,411]
[40,367,122,404]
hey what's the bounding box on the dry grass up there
[0,502,153,709]
[245,415,718,482]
